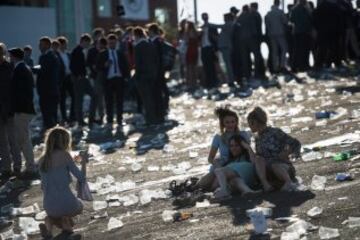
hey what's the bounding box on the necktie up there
[111,50,118,74]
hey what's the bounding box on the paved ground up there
[1,69,360,240]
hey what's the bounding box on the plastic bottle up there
[332,150,357,161]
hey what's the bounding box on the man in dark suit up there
[200,13,219,89]
[56,36,75,124]
[87,28,105,124]
[37,36,60,130]
[133,27,160,125]
[148,23,168,121]
[9,48,37,178]
[96,34,130,127]
[250,2,266,79]
[0,43,21,179]
[70,34,97,127]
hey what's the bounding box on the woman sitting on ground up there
[38,126,87,239]
[247,107,301,191]
[214,134,259,200]
[195,106,250,191]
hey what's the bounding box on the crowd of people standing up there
[0,22,175,178]
[178,0,360,90]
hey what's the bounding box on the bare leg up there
[254,157,273,192]
[195,172,216,191]
[229,178,259,195]
[61,217,74,232]
[210,178,219,192]
[214,167,238,193]
[272,164,294,191]
[45,216,53,235]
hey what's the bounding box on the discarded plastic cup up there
[318,226,339,239]
[249,209,267,234]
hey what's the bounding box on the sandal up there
[39,223,52,240]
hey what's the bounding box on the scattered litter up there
[189,219,199,223]
[307,207,323,218]
[333,150,357,162]
[337,197,348,201]
[162,210,177,222]
[302,151,323,162]
[147,166,160,172]
[92,212,108,220]
[315,111,337,120]
[281,231,300,240]
[119,194,139,206]
[335,173,353,182]
[131,163,142,173]
[115,180,136,192]
[318,226,339,239]
[195,199,211,208]
[11,203,40,216]
[35,211,46,221]
[93,201,108,211]
[343,217,360,228]
[139,189,168,205]
[189,151,199,158]
[247,207,273,218]
[19,217,40,235]
[286,220,317,237]
[107,217,124,231]
[311,175,327,191]
[0,228,14,240]
[249,209,267,234]
[173,212,193,222]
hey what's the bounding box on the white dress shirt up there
[59,51,71,75]
[107,48,121,79]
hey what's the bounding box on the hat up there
[230,6,240,14]
[9,48,24,59]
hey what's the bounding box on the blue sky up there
[177,0,292,24]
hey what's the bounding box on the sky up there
[177,0,293,25]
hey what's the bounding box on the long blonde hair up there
[40,126,72,172]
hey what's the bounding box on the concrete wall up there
[0,6,56,62]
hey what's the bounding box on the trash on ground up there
[332,150,358,162]
[307,207,323,218]
[311,175,327,191]
[246,207,273,218]
[335,173,353,182]
[162,210,178,222]
[93,201,108,211]
[107,217,124,231]
[195,199,211,208]
[18,217,41,235]
[318,226,340,239]
[173,212,193,222]
[249,209,267,234]
[342,217,360,228]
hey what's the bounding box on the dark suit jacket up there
[151,37,163,69]
[12,62,35,114]
[134,40,159,81]
[96,48,130,79]
[0,61,13,120]
[70,45,86,77]
[55,51,71,82]
[87,46,99,79]
[200,24,219,49]
[37,50,60,96]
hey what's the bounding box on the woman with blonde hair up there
[38,126,87,239]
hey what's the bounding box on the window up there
[154,8,169,24]
[97,0,111,17]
